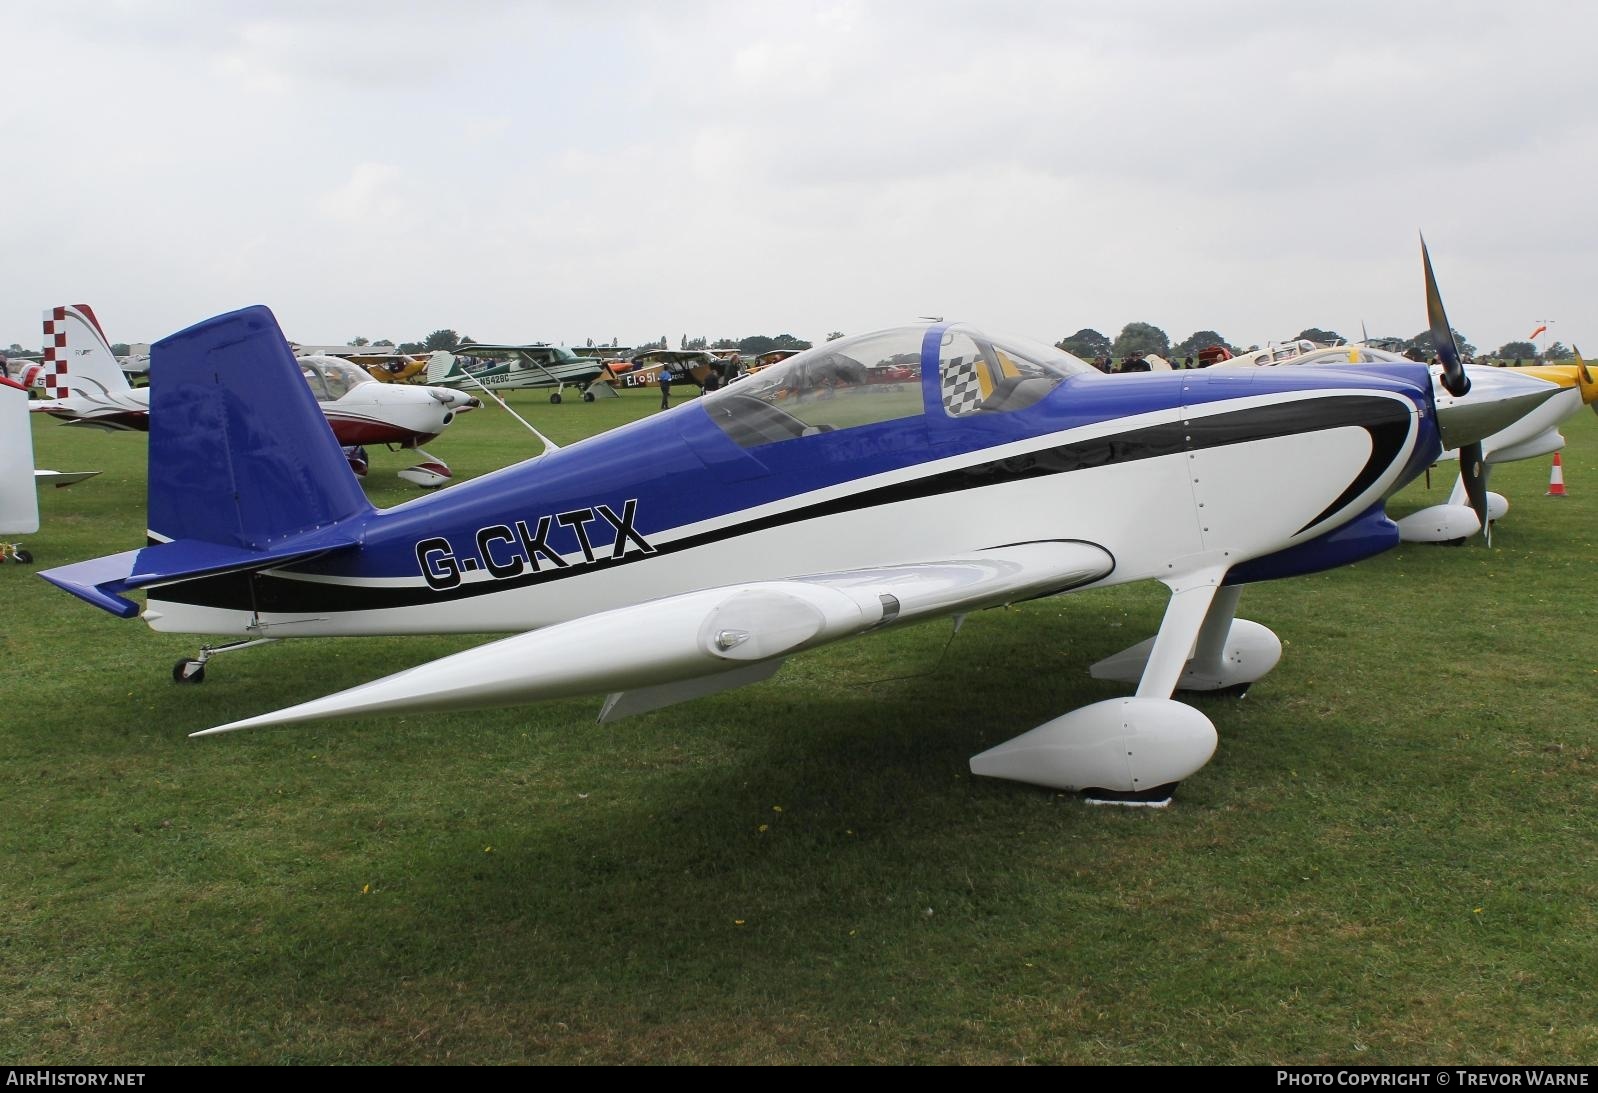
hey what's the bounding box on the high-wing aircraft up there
[344,351,428,384]
[600,349,731,394]
[40,253,1532,804]
[28,305,476,487]
[424,343,608,403]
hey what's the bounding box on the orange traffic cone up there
[1547,452,1568,497]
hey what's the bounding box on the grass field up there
[2,384,1595,1064]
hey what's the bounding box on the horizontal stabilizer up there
[35,469,100,487]
[194,540,1114,735]
[39,531,359,618]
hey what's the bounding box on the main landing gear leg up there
[172,638,279,684]
[1087,583,1282,697]
[971,566,1247,806]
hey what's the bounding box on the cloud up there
[1,0,1595,352]
[317,163,416,228]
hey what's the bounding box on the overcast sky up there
[3,0,1593,357]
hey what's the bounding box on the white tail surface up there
[425,351,456,384]
[1,383,40,534]
[42,305,130,397]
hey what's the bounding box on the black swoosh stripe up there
[149,394,1412,614]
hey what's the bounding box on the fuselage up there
[1225,344,1584,465]
[142,325,1440,639]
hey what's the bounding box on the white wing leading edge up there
[194,540,1114,736]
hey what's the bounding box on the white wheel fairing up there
[969,698,1217,794]
[1089,619,1282,691]
[1394,504,1480,543]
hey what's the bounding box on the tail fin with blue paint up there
[146,305,370,547]
[41,305,373,617]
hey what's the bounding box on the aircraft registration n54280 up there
[41,266,1531,803]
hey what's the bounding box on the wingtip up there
[190,722,247,738]
[190,713,282,737]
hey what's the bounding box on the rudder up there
[148,305,372,548]
[425,350,457,385]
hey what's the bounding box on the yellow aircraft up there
[348,352,429,384]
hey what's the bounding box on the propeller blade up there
[1459,440,1490,546]
[1421,235,1470,397]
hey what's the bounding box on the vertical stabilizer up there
[425,350,456,385]
[148,305,372,549]
[42,304,129,398]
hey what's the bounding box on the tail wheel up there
[14,549,32,565]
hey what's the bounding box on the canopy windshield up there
[704,324,1092,448]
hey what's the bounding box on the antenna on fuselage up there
[458,370,561,455]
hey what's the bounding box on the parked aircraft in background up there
[41,250,1538,804]
[296,354,479,488]
[346,351,428,385]
[28,305,477,488]
[27,305,150,430]
[600,349,730,394]
[425,343,607,403]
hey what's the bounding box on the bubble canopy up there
[703,323,1096,449]
[299,355,374,402]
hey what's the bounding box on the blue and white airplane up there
[39,263,1522,804]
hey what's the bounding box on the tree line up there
[1056,323,1575,363]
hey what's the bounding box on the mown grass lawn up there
[2,383,1594,1064]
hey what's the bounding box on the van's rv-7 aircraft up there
[40,253,1529,804]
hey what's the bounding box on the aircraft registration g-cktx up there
[40,254,1523,804]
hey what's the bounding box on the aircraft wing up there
[196,540,1115,735]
